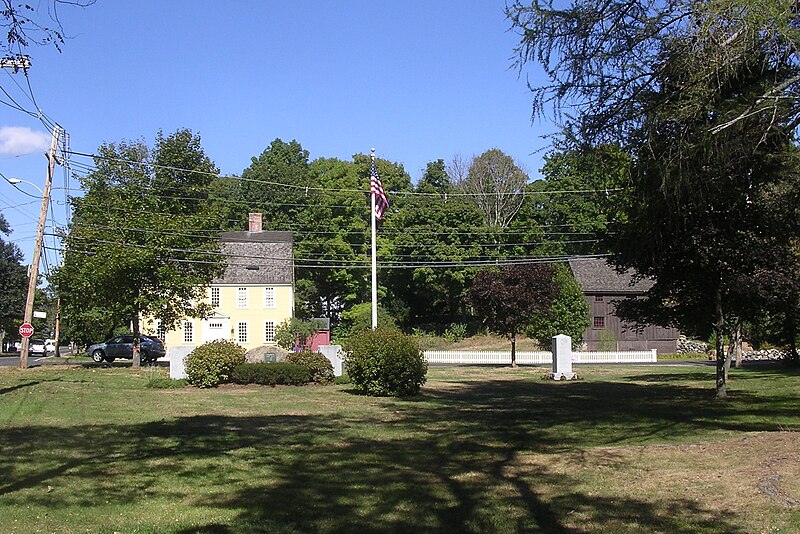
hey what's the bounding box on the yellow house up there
[144,213,293,352]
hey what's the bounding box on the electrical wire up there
[64,148,628,198]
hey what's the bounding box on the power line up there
[64,148,628,198]
[46,243,610,270]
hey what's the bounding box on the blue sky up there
[0,1,552,269]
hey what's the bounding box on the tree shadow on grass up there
[0,380,44,395]
[1,375,792,532]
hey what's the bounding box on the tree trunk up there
[714,288,727,399]
[733,320,742,369]
[131,313,141,368]
[511,332,517,368]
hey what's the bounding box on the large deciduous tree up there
[56,129,225,365]
[508,0,800,396]
[455,149,528,229]
[468,264,557,366]
[529,145,630,256]
[382,159,485,329]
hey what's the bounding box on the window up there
[237,321,248,344]
[156,321,166,341]
[264,287,275,308]
[237,287,248,308]
[593,316,605,329]
[183,321,194,343]
[594,295,604,302]
[209,322,223,329]
[210,287,220,307]
[265,321,276,343]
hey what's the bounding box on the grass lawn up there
[0,363,798,533]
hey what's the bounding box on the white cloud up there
[0,126,50,156]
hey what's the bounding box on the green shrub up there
[185,339,246,388]
[333,374,352,385]
[443,323,468,343]
[344,327,427,397]
[333,303,397,342]
[145,376,188,389]
[658,352,708,360]
[230,363,311,386]
[284,350,335,384]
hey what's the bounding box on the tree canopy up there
[508,0,800,395]
[468,264,558,366]
[56,129,226,362]
[0,212,27,342]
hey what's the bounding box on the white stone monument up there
[318,345,343,377]
[168,346,193,380]
[547,334,578,380]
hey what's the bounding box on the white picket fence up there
[423,349,657,365]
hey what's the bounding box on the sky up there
[0,1,554,270]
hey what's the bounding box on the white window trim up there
[264,287,276,309]
[237,321,248,344]
[211,287,220,307]
[183,320,194,343]
[237,287,248,309]
[264,320,276,343]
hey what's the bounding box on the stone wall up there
[677,335,789,361]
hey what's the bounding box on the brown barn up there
[568,258,679,353]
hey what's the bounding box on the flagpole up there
[370,148,378,329]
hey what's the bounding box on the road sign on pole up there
[19,322,34,338]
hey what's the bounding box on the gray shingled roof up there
[213,231,293,285]
[568,257,653,294]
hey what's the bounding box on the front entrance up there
[201,312,231,344]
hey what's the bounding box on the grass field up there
[1,363,798,533]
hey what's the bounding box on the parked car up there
[88,335,166,363]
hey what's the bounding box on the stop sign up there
[19,322,34,338]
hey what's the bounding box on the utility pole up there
[19,125,60,369]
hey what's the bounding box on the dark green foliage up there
[284,350,334,384]
[344,328,427,397]
[333,374,352,385]
[185,340,246,388]
[0,213,27,337]
[56,129,225,349]
[145,377,188,389]
[527,264,589,348]
[229,363,312,386]
[334,303,397,342]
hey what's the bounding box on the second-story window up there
[237,287,248,308]
[264,287,275,308]
[211,287,220,307]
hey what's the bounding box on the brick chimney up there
[248,212,263,232]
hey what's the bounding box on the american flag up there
[370,157,389,220]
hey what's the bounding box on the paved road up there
[0,354,65,367]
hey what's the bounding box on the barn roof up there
[568,257,653,294]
